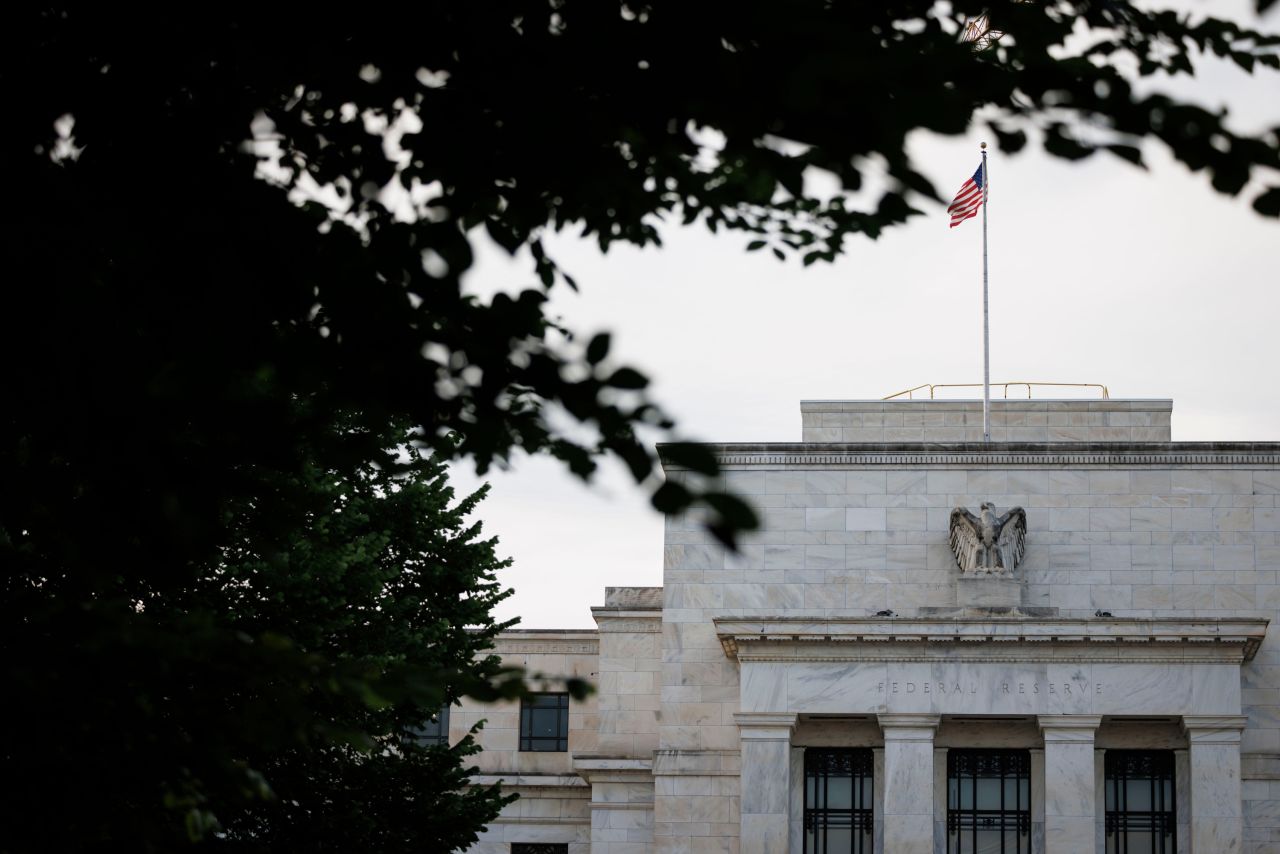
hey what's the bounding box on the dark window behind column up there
[1105,750,1176,854]
[803,748,873,854]
[946,749,1031,854]
[511,845,568,854]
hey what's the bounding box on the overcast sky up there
[449,0,1280,629]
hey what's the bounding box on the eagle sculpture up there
[949,502,1027,575]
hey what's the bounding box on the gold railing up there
[883,382,1110,401]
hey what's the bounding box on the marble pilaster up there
[1031,748,1047,853]
[1039,715,1102,852]
[872,747,885,854]
[574,758,654,854]
[734,713,796,854]
[788,747,804,854]
[1183,715,1247,854]
[1093,749,1105,854]
[878,713,940,854]
[1174,748,1190,854]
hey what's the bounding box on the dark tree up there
[199,443,526,853]
[8,425,534,850]
[3,2,1278,849]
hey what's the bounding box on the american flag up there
[947,163,986,228]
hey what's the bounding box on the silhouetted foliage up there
[4,2,1278,849]
[7,425,551,849]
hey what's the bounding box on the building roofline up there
[659,441,1280,469]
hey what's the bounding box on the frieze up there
[877,679,1106,697]
[660,441,1280,469]
[493,640,600,655]
[593,618,662,633]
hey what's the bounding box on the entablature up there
[713,615,1269,664]
[661,441,1280,470]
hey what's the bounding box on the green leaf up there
[605,367,648,389]
[896,168,939,201]
[991,125,1028,154]
[701,491,760,531]
[585,333,610,365]
[650,480,693,513]
[746,239,767,251]
[1211,162,1250,196]
[1253,187,1280,217]
[1106,144,1145,167]
[1044,126,1096,161]
[660,442,721,476]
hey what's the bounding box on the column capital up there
[733,712,796,741]
[877,713,941,740]
[1038,715,1102,742]
[1182,715,1248,745]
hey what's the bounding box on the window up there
[1105,750,1176,854]
[510,845,567,854]
[803,748,873,854]
[946,749,1031,854]
[519,693,569,752]
[406,705,450,747]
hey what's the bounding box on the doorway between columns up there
[787,714,1190,854]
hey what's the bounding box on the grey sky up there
[450,0,1280,629]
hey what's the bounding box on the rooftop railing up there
[883,382,1111,401]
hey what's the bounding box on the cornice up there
[590,609,662,633]
[713,616,1268,664]
[469,773,589,791]
[1183,715,1249,745]
[572,757,654,785]
[660,442,1280,470]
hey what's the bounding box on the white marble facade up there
[461,399,1280,853]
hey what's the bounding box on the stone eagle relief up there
[949,502,1027,576]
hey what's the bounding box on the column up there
[1183,715,1247,853]
[1038,715,1102,852]
[878,713,940,854]
[734,713,796,854]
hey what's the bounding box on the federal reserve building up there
[450,396,1280,854]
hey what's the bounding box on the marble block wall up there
[457,630,598,853]
[462,593,662,854]
[653,399,1280,854]
[593,590,662,760]
[455,630,600,776]
[800,399,1172,443]
[466,778,591,854]
[454,400,1280,853]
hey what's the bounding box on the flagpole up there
[981,142,990,443]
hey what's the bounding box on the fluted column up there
[734,713,796,854]
[1038,715,1102,852]
[1183,715,1247,853]
[878,713,941,854]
